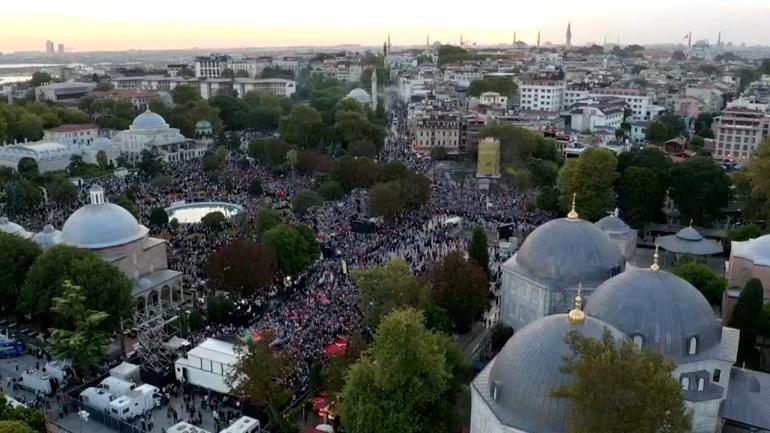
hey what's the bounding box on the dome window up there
[697,378,705,391]
[492,380,502,402]
[632,334,644,350]
[681,376,690,391]
[713,369,721,383]
[688,336,698,355]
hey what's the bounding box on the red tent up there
[323,337,348,357]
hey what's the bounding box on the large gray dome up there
[131,110,168,129]
[515,217,625,287]
[585,268,721,362]
[61,203,148,249]
[485,314,622,432]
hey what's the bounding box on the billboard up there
[477,137,501,178]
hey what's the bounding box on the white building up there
[567,97,626,133]
[43,124,99,146]
[685,86,724,114]
[194,54,231,79]
[518,80,566,112]
[36,82,96,102]
[0,136,117,173]
[479,92,508,108]
[174,338,238,394]
[712,108,770,161]
[231,78,296,99]
[589,88,651,121]
[112,110,206,163]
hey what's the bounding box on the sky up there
[2,0,770,52]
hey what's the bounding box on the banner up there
[477,137,501,178]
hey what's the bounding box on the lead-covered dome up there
[515,217,625,287]
[0,217,32,239]
[483,314,622,432]
[131,109,168,129]
[346,88,371,105]
[595,214,631,235]
[61,186,148,249]
[585,267,721,362]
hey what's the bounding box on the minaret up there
[717,31,722,48]
[513,31,517,44]
[688,31,692,49]
[426,33,430,50]
[387,34,391,52]
[370,69,378,112]
[537,30,541,48]
[566,21,572,48]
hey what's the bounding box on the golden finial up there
[567,192,579,220]
[567,283,586,325]
[650,244,660,272]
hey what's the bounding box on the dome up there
[61,202,148,249]
[195,120,212,129]
[735,235,770,266]
[585,267,721,361]
[346,88,371,104]
[485,314,623,432]
[131,109,169,129]
[91,137,113,149]
[676,226,703,241]
[0,217,32,239]
[33,224,61,248]
[515,217,625,287]
[595,214,630,234]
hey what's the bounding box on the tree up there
[47,176,78,207]
[291,190,323,215]
[616,167,664,228]
[668,157,731,226]
[689,135,705,149]
[262,224,319,274]
[479,123,548,166]
[172,84,202,105]
[469,227,489,279]
[228,333,292,430]
[467,76,518,98]
[206,294,233,323]
[341,309,460,433]
[0,233,41,315]
[747,140,770,217]
[16,158,39,180]
[369,181,405,221]
[96,150,109,170]
[49,281,111,374]
[3,180,42,215]
[201,211,227,231]
[137,148,164,179]
[279,106,325,149]
[19,245,132,328]
[149,207,169,227]
[235,69,250,78]
[729,279,764,367]
[723,224,763,254]
[0,391,45,433]
[317,180,344,201]
[673,260,726,305]
[207,240,277,296]
[260,66,294,79]
[558,148,618,221]
[113,194,140,217]
[552,329,691,433]
[431,251,488,332]
[221,68,235,79]
[202,151,223,173]
[352,259,429,329]
[646,120,671,143]
[0,421,34,433]
[30,71,52,87]
[256,209,282,236]
[248,178,263,196]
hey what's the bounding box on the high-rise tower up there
[371,69,378,112]
[537,31,541,48]
[566,22,572,48]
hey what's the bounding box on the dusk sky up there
[2,0,770,52]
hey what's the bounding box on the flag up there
[682,33,690,39]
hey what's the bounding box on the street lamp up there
[78,410,89,433]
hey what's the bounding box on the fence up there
[60,393,146,433]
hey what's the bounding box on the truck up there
[98,376,136,397]
[0,338,24,359]
[220,417,261,433]
[80,387,115,413]
[44,360,76,387]
[18,369,56,396]
[166,422,211,433]
[108,384,160,420]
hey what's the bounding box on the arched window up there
[632,334,644,350]
[681,377,690,391]
[688,336,698,355]
[697,378,705,391]
[713,369,721,383]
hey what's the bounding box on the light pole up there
[78,410,89,433]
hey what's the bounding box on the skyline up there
[2,0,770,52]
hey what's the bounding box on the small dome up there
[595,214,630,234]
[346,88,371,104]
[33,224,61,248]
[514,217,625,287]
[586,268,721,362]
[91,137,113,149]
[737,235,770,266]
[195,120,212,129]
[0,217,32,239]
[61,203,148,249]
[138,277,153,290]
[131,110,169,129]
[676,226,704,241]
[485,314,623,432]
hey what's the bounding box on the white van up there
[18,369,56,396]
[220,416,261,433]
[80,387,115,412]
[44,360,75,385]
[166,422,212,433]
[98,376,136,397]
[108,384,159,420]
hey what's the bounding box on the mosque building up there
[473,207,770,433]
[499,196,625,331]
[112,109,206,163]
[0,185,182,313]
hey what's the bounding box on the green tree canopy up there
[16,157,39,180]
[0,233,41,315]
[558,148,618,221]
[668,157,731,226]
[49,281,111,373]
[262,224,320,274]
[291,190,323,215]
[278,105,325,149]
[201,211,227,231]
[672,260,726,305]
[352,259,429,329]
[467,76,518,98]
[172,84,202,105]
[616,166,664,228]
[149,207,169,227]
[723,224,763,255]
[341,309,462,433]
[468,227,490,280]
[729,278,764,367]
[0,391,45,433]
[19,245,132,328]
[207,240,277,297]
[747,140,770,218]
[552,329,692,433]
[206,295,234,323]
[256,209,283,236]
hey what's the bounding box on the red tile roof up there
[49,124,99,133]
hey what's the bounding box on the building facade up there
[112,110,206,163]
[412,112,462,154]
[711,108,770,161]
[518,80,566,111]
